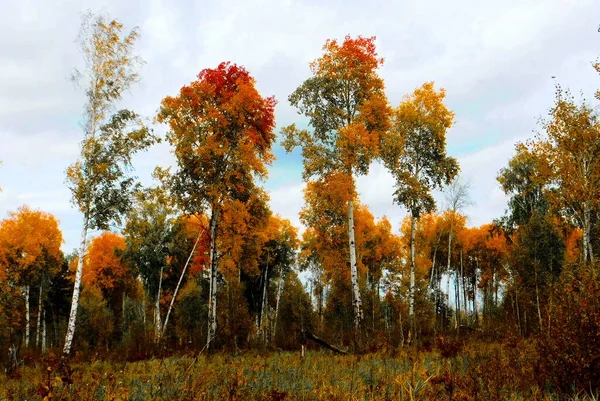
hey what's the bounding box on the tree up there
[158,62,276,350]
[443,178,472,328]
[529,86,600,263]
[123,185,179,342]
[283,35,391,338]
[380,82,458,341]
[0,206,63,349]
[63,13,155,356]
[497,143,549,230]
[256,215,299,343]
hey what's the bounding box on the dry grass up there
[1,344,598,400]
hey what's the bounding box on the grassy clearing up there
[1,345,598,400]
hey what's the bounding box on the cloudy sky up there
[1,0,598,252]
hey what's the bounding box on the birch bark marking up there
[36,282,43,348]
[23,285,30,348]
[63,218,88,355]
[207,208,219,350]
[409,213,417,339]
[348,201,364,333]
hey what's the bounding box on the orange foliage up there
[81,232,131,293]
[0,205,63,284]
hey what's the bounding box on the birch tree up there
[123,185,179,342]
[158,62,276,350]
[63,13,155,356]
[529,86,600,264]
[443,178,472,328]
[282,35,391,339]
[380,82,458,342]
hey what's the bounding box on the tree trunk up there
[23,285,30,348]
[162,227,204,339]
[583,201,594,263]
[154,265,164,343]
[42,310,47,353]
[259,257,269,342]
[473,259,479,325]
[272,267,286,341]
[63,217,89,356]
[409,212,417,341]
[515,287,522,337]
[534,268,543,332]
[455,270,460,330]
[348,201,363,336]
[446,224,453,326]
[461,250,467,319]
[36,282,43,349]
[207,208,219,350]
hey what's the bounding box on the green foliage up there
[67,110,156,229]
[275,272,314,349]
[75,286,115,350]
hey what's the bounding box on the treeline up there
[1,10,600,393]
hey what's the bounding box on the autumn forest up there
[2,11,600,401]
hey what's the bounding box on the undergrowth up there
[1,342,598,401]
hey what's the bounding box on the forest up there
[1,11,600,401]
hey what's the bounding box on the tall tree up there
[158,62,276,350]
[282,35,391,338]
[380,82,458,341]
[63,13,155,356]
[529,86,600,263]
[497,143,549,230]
[443,178,472,328]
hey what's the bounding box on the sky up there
[0,0,599,253]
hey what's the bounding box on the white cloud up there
[1,0,598,252]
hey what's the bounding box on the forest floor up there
[1,344,598,401]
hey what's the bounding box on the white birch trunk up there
[259,259,269,342]
[36,282,43,348]
[154,265,163,343]
[23,285,30,348]
[409,213,417,339]
[272,268,286,341]
[63,219,88,356]
[207,208,219,350]
[583,201,594,263]
[42,310,46,353]
[348,201,363,335]
[446,224,453,323]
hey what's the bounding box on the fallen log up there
[301,330,347,355]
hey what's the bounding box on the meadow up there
[2,341,598,401]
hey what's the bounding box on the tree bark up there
[446,223,453,327]
[409,212,417,341]
[583,201,594,263]
[461,250,467,319]
[348,201,363,336]
[207,208,219,351]
[23,285,30,348]
[259,256,269,342]
[155,265,163,343]
[534,268,543,332]
[63,217,89,356]
[36,282,43,349]
[42,310,46,353]
[272,267,286,341]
